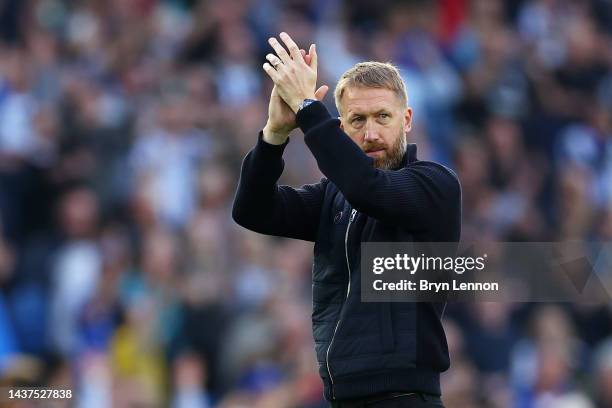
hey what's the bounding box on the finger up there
[279,32,304,63]
[263,62,281,82]
[314,85,329,101]
[268,37,291,64]
[265,53,284,70]
[309,43,317,70]
[302,49,312,65]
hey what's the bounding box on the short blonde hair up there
[334,62,408,114]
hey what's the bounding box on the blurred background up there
[0,0,610,406]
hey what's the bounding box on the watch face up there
[301,99,315,110]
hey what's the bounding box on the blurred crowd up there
[0,0,611,406]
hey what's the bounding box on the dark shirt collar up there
[398,143,418,169]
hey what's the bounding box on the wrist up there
[290,95,316,113]
[262,124,289,145]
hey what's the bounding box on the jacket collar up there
[398,143,418,169]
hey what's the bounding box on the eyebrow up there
[348,109,391,118]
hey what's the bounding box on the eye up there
[379,113,390,119]
[351,116,364,125]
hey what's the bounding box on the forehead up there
[341,86,402,115]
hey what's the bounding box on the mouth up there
[365,148,385,158]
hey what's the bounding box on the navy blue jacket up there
[232,101,461,401]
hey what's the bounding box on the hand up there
[263,47,328,145]
[263,32,325,113]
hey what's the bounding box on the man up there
[232,32,461,407]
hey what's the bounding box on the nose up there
[363,121,381,142]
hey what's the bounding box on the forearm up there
[296,101,381,205]
[232,133,288,232]
[232,133,324,241]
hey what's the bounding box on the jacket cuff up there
[256,130,289,153]
[296,101,334,134]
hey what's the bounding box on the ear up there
[339,116,344,131]
[403,107,413,133]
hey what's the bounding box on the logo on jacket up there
[333,211,343,224]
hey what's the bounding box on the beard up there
[363,131,408,170]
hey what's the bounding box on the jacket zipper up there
[326,208,357,399]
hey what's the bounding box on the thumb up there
[301,49,311,65]
[308,43,317,70]
[314,85,329,101]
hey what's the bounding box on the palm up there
[264,48,328,136]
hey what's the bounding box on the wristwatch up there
[297,98,316,113]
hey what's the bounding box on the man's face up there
[339,86,412,169]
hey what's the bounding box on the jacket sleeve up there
[232,132,326,241]
[296,101,461,230]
